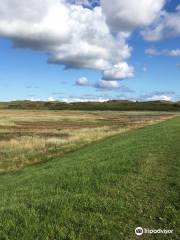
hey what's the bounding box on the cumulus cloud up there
[101,0,179,43]
[76,77,89,86]
[145,48,180,57]
[95,80,119,90]
[101,0,165,31]
[0,0,71,49]
[94,80,134,92]
[141,7,180,41]
[0,0,178,88]
[103,62,134,81]
[0,0,132,74]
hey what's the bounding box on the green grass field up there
[0,116,179,239]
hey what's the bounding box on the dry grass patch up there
[0,110,178,172]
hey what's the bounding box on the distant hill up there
[0,100,180,111]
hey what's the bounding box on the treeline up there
[0,100,180,111]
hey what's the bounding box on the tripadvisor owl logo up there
[135,227,144,236]
[135,227,173,236]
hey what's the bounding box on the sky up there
[0,0,179,102]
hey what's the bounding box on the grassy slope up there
[0,117,180,240]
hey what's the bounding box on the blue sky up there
[0,0,179,102]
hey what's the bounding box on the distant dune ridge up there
[0,100,180,111]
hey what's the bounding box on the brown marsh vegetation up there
[0,110,178,172]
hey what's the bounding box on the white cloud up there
[76,77,89,86]
[29,97,41,102]
[101,0,179,42]
[61,97,108,102]
[95,80,119,90]
[103,62,134,81]
[145,48,180,57]
[101,0,165,31]
[146,95,172,101]
[145,48,160,56]
[0,0,71,47]
[139,91,175,102]
[141,8,180,41]
[167,49,180,57]
[0,0,178,88]
[0,0,131,72]
[47,97,56,102]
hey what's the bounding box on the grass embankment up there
[0,117,180,239]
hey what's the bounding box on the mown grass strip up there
[0,117,179,239]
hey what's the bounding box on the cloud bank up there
[139,91,175,102]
